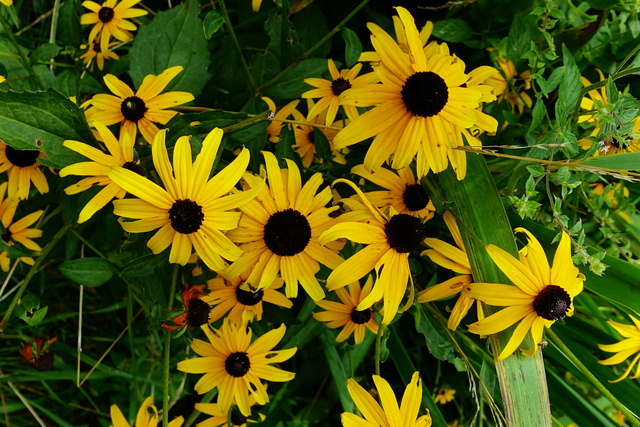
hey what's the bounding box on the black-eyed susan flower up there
[313,277,379,345]
[204,272,292,325]
[589,181,631,223]
[302,59,378,126]
[19,335,57,371]
[224,151,344,301]
[0,182,43,272]
[262,97,301,143]
[176,320,296,417]
[0,141,49,200]
[161,284,211,333]
[293,102,346,167]
[60,122,140,224]
[85,66,194,144]
[108,128,259,271]
[79,40,119,71]
[462,229,584,360]
[434,388,456,405]
[598,314,640,382]
[351,164,435,221]
[333,7,497,180]
[0,0,12,6]
[484,51,532,115]
[81,0,147,54]
[194,396,265,427]
[110,396,184,427]
[417,211,474,330]
[342,371,432,427]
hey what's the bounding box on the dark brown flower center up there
[30,351,54,371]
[169,199,204,234]
[230,410,248,425]
[402,183,430,212]
[92,42,101,53]
[236,286,264,306]
[187,298,210,328]
[5,146,40,167]
[385,214,426,253]
[263,208,312,257]
[533,285,571,321]
[350,308,372,325]
[331,77,352,96]
[401,71,449,117]
[1,230,11,243]
[225,352,250,377]
[121,96,148,122]
[98,6,115,23]
[123,161,144,176]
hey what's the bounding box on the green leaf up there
[264,58,326,99]
[30,43,61,64]
[57,0,83,47]
[559,44,582,112]
[528,99,546,133]
[576,152,640,170]
[585,0,618,9]
[341,27,362,68]
[203,10,224,39]
[121,253,169,279]
[0,89,95,169]
[432,19,475,43]
[319,330,353,412]
[20,306,48,327]
[59,258,114,287]
[129,0,212,95]
[507,15,535,66]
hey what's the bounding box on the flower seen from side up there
[109,396,184,427]
[85,66,194,144]
[0,141,49,200]
[81,0,147,54]
[262,97,301,143]
[224,151,344,301]
[302,58,378,126]
[313,277,379,345]
[60,122,140,224]
[79,41,120,70]
[108,128,259,271]
[462,229,584,360]
[598,314,640,383]
[341,371,432,427]
[333,7,497,180]
[203,272,293,325]
[484,51,532,115]
[351,164,435,221]
[161,284,211,333]
[176,320,297,417]
[417,211,475,330]
[319,184,428,325]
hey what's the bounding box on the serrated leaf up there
[341,27,362,68]
[59,258,114,287]
[507,15,535,67]
[433,19,474,43]
[203,10,224,39]
[264,58,326,99]
[528,99,546,134]
[129,0,211,96]
[0,89,95,169]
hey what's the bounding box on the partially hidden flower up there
[79,40,120,70]
[462,229,584,360]
[195,397,265,427]
[434,388,456,405]
[110,396,183,427]
[484,50,532,115]
[108,128,260,271]
[598,314,640,383]
[81,0,147,54]
[19,336,57,371]
[161,284,211,333]
[341,372,432,427]
[293,101,347,167]
[313,276,379,345]
[85,66,194,144]
[262,97,300,143]
[176,320,296,417]
[0,141,49,200]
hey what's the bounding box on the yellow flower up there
[313,277,380,345]
[302,58,378,126]
[81,0,147,54]
[79,40,120,71]
[176,320,296,417]
[224,151,344,301]
[108,128,259,271]
[194,397,265,427]
[462,229,584,360]
[599,314,640,383]
[109,396,183,427]
[60,122,139,223]
[417,211,474,330]
[484,51,532,115]
[319,183,427,325]
[334,7,497,180]
[262,97,301,143]
[85,66,194,144]
[0,182,43,272]
[203,272,293,325]
[342,372,432,427]
[434,388,456,405]
[292,101,347,167]
[0,141,49,200]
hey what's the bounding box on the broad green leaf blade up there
[576,152,640,170]
[203,10,224,40]
[560,44,582,112]
[433,19,475,43]
[264,58,327,99]
[342,27,362,68]
[129,0,212,95]
[59,258,114,287]
[319,329,354,412]
[0,89,95,169]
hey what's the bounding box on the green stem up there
[0,224,70,332]
[546,329,640,426]
[162,264,180,427]
[374,324,385,376]
[0,13,44,90]
[218,0,256,93]
[615,41,640,74]
[242,0,370,110]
